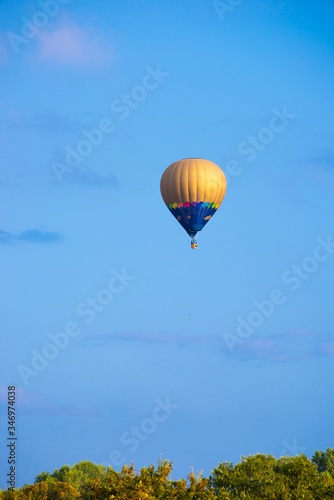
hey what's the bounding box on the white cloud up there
[36,23,114,67]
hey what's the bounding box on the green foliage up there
[312,448,334,476]
[46,481,80,499]
[1,482,48,500]
[210,452,334,499]
[1,481,80,500]
[34,473,53,485]
[0,490,16,500]
[35,461,107,489]
[2,451,334,499]
[81,459,214,499]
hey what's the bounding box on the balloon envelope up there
[160,158,226,238]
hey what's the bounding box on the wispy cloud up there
[0,228,63,245]
[81,328,334,363]
[65,169,120,188]
[82,330,225,347]
[271,152,334,203]
[228,337,308,362]
[36,23,115,67]
[296,151,334,189]
[4,109,78,134]
[0,230,10,243]
[286,329,322,338]
[228,329,334,362]
[17,229,62,243]
[318,342,334,357]
[302,152,334,172]
[0,386,96,416]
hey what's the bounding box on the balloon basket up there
[191,238,198,249]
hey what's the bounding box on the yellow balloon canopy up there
[160,158,226,247]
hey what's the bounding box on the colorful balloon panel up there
[160,158,226,238]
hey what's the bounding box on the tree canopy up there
[1,451,334,499]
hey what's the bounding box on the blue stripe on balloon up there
[168,203,217,237]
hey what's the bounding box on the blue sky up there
[0,0,333,489]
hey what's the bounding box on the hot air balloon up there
[160,158,226,248]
